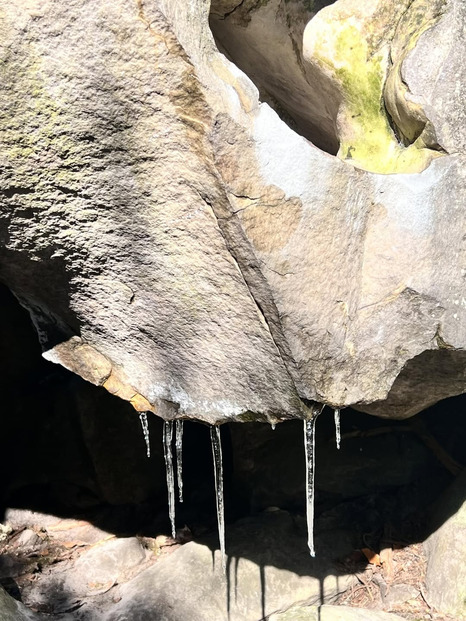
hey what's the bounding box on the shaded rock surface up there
[0,0,465,422]
[105,511,355,621]
[0,509,357,621]
[425,469,466,618]
[0,585,52,621]
[268,604,408,621]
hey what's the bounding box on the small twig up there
[356,572,374,601]
[420,584,434,610]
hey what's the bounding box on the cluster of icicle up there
[139,406,342,569]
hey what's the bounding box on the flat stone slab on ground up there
[104,511,356,621]
[268,604,409,621]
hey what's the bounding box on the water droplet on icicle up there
[163,421,176,539]
[175,420,184,503]
[304,405,323,557]
[139,412,151,458]
[210,425,226,573]
[334,408,341,450]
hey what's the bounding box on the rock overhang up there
[0,0,465,424]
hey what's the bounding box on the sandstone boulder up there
[1,0,465,423]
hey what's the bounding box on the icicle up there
[139,412,151,458]
[175,420,184,503]
[163,421,176,539]
[210,425,226,572]
[334,408,341,450]
[304,406,323,557]
[271,423,276,431]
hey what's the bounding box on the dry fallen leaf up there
[380,546,394,582]
[361,547,382,566]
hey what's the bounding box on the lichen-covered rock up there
[302,0,446,173]
[1,0,466,423]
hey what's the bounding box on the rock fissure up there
[196,188,303,404]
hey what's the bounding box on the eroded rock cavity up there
[210,0,448,173]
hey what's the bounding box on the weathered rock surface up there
[0,584,53,621]
[268,604,408,621]
[25,536,150,613]
[105,511,355,621]
[1,0,466,422]
[424,469,466,618]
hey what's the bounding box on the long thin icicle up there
[175,420,184,503]
[163,421,176,539]
[210,425,226,572]
[139,412,151,458]
[334,408,341,450]
[304,406,323,557]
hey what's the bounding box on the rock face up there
[268,604,408,621]
[424,470,466,618]
[0,585,50,621]
[105,511,355,621]
[1,0,466,423]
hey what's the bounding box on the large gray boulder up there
[1,0,465,423]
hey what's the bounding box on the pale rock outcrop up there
[0,0,465,423]
[425,469,466,618]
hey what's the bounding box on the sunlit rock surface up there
[0,0,465,422]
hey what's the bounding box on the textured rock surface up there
[25,537,149,610]
[302,0,445,173]
[1,0,466,422]
[268,604,408,621]
[105,511,355,621]
[424,470,466,618]
[0,585,53,621]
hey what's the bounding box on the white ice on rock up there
[304,405,324,557]
[334,408,341,450]
[175,420,184,503]
[163,421,176,539]
[210,425,226,573]
[139,412,150,458]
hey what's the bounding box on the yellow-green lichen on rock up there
[384,0,447,150]
[302,0,445,174]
